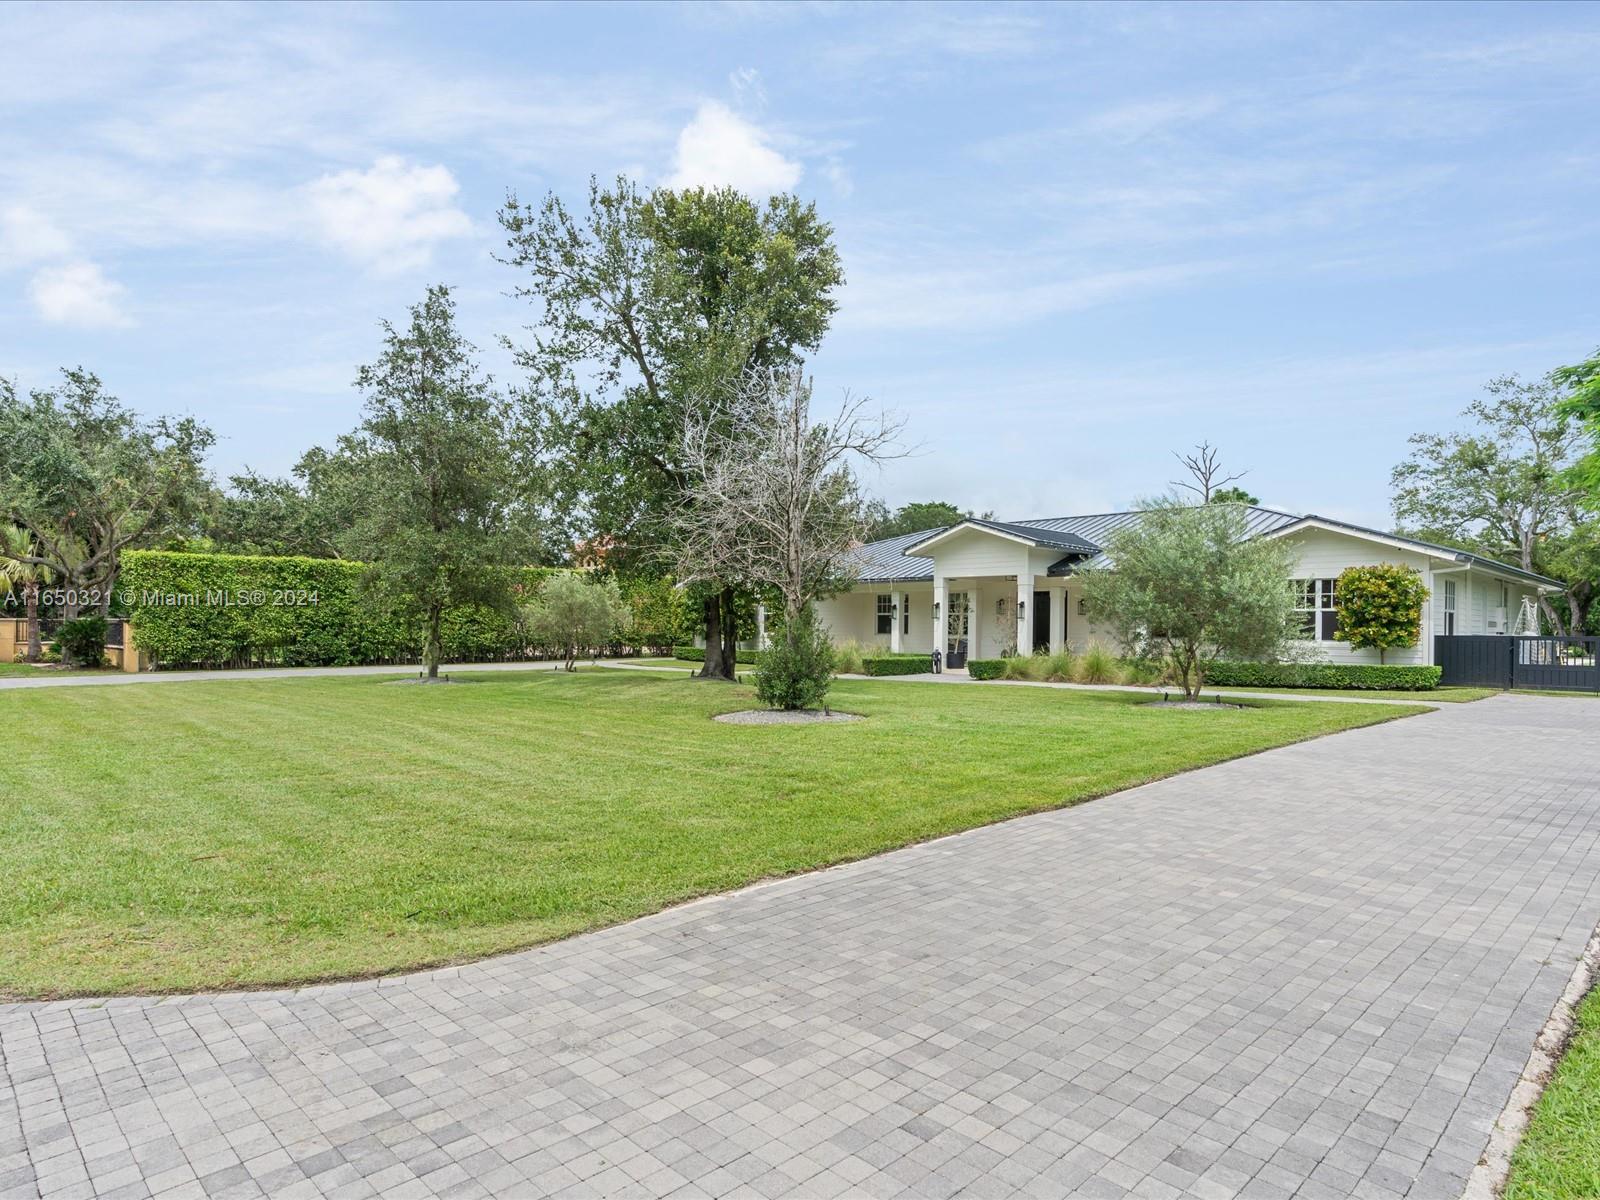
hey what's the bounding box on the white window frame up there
[1292,578,1340,641]
[1443,579,1457,636]
[875,593,893,636]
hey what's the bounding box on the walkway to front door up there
[2,696,1596,1198]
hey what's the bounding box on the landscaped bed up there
[1,669,1418,998]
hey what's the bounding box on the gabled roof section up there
[1265,514,1565,589]
[902,517,1099,557]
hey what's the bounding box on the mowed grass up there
[1507,983,1600,1199]
[2,670,1417,998]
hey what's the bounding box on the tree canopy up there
[498,178,843,679]
[339,286,538,679]
[865,500,968,540]
[1391,371,1598,633]
[1078,498,1300,698]
[0,369,213,619]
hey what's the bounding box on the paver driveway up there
[3,695,1598,1199]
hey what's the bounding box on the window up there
[902,602,909,636]
[875,594,893,636]
[1443,579,1457,636]
[1292,578,1340,641]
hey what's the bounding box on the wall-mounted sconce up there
[1018,599,1027,621]
[933,600,941,620]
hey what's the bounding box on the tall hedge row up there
[119,551,683,669]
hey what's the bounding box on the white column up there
[755,603,767,650]
[932,575,946,663]
[1050,585,1066,654]
[889,590,903,653]
[1016,579,1033,655]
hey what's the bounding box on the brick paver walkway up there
[2,695,1597,1199]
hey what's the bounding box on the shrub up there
[833,639,866,675]
[1203,661,1442,691]
[967,658,1006,680]
[1333,564,1429,664]
[756,609,835,711]
[673,645,766,665]
[1036,650,1077,683]
[860,654,933,676]
[56,615,109,667]
[1074,641,1123,684]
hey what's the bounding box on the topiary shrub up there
[966,658,1006,680]
[56,615,109,667]
[1204,661,1442,690]
[756,608,835,711]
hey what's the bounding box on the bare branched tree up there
[1171,442,1247,503]
[671,366,906,640]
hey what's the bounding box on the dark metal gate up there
[1512,636,1600,692]
[1435,635,1600,692]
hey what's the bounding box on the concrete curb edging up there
[1461,924,1600,1199]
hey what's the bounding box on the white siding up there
[814,585,936,652]
[935,530,1031,580]
[1281,529,1434,665]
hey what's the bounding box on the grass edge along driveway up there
[1506,977,1600,1200]
[2,669,1420,999]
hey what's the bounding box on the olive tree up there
[1078,499,1300,699]
[523,573,630,671]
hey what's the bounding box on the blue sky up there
[3,1,1597,528]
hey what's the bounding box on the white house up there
[812,506,1563,669]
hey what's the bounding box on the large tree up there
[1556,347,1600,494]
[865,500,967,540]
[341,286,537,680]
[671,366,902,708]
[498,178,843,680]
[0,370,213,626]
[1078,498,1300,699]
[206,447,361,559]
[1391,372,1599,634]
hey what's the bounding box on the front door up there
[1033,591,1050,652]
[945,591,971,668]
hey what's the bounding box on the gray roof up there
[849,504,1565,588]
[904,517,1099,555]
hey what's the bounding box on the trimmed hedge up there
[966,658,1006,680]
[860,654,933,676]
[672,645,767,665]
[1203,661,1442,691]
[118,550,664,669]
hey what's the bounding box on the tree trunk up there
[698,593,736,680]
[720,587,739,674]
[425,603,442,679]
[24,583,40,662]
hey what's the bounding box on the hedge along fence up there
[1201,661,1442,691]
[120,551,683,670]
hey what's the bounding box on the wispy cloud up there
[304,157,473,273]
[28,261,133,328]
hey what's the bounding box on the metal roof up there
[848,504,1564,588]
[903,517,1099,556]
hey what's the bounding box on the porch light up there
[1018,599,1026,620]
[933,600,941,620]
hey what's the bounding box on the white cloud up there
[0,205,74,269]
[303,156,473,272]
[667,102,802,195]
[28,261,133,327]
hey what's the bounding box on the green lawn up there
[0,661,95,678]
[1507,982,1600,1199]
[2,669,1416,999]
